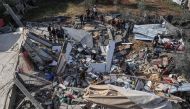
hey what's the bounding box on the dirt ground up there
[24,0,182,20]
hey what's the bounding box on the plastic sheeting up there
[133,24,167,41]
[0,32,23,109]
[84,84,173,109]
[63,27,93,48]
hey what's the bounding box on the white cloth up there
[93,7,97,12]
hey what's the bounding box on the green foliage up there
[163,0,183,12]
[137,1,146,10]
[85,0,96,7]
[181,10,190,20]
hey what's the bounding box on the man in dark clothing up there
[44,34,47,39]
[60,27,65,38]
[127,21,134,34]
[86,9,90,16]
[52,28,56,36]
[100,14,104,24]
[51,28,56,43]
[80,15,84,25]
[56,28,61,43]
[48,25,51,36]
[127,22,132,34]
[86,8,90,21]
[153,34,159,48]
[111,18,116,26]
[122,19,126,29]
[55,28,59,34]
[48,25,51,31]
[129,22,134,34]
[57,28,65,43]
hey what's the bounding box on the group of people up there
[46,25,65,43]
[79,5,134,35]
[80,5,98,25]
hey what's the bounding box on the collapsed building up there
[1,2,190,109]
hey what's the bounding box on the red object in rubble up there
[67,94,75,99]
[23,51,29,58]
[163,77,173,83]
[0,19,5,27]
[164,43,173,49]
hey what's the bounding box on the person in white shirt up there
[92,5,97,17]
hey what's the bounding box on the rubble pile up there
[1,5,190,109]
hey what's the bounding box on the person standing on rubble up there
[121,19,126,29]
[47,25,53,42]
[48,24,51,36]
[44,34,47,40]
[86,8,91,21]
[59,27,65,43]
[80,15,84,26]
[99,14,104,24]
[56,28,62,43]
[127,21,134,34]
[111,18,116,27]
[92,5,97,18]
[51,27,56,43]
[153,34,160,48]
[153,34,161,58]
